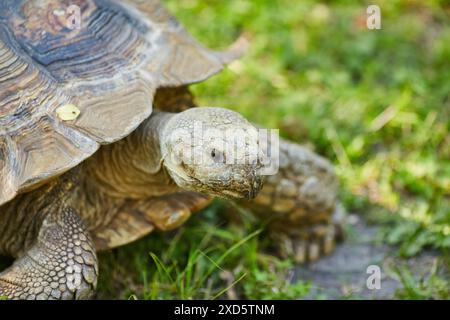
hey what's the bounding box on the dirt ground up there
[295,216,446,299]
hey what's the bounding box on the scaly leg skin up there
[243,139,344,264]
[0,207,98,300]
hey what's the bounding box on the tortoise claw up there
[273,224,339,264]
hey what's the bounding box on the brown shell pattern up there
[0,0,246,206]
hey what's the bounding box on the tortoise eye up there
[211,148,225,163]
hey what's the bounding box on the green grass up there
[392,256,450,299]
[97,201,310,299]
[78,0,450,299]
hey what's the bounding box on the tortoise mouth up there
[165,160,263,200]
[221,189,248,199]
[215,177,263,200]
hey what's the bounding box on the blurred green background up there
[97,0,449,299]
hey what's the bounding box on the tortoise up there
[0,0,339,300]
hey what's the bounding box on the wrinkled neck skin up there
[84,112,180,199]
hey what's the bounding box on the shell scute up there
[0,0,245,205]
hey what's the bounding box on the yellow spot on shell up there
[53,9,66,17]
[56,104,80,121]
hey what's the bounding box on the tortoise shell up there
[0,0,246,206]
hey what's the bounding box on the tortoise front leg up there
[242,139,344,263]
[0,207,98,300]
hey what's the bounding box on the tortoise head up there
[161,108,264,200]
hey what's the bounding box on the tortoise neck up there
[83,112,181,199]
